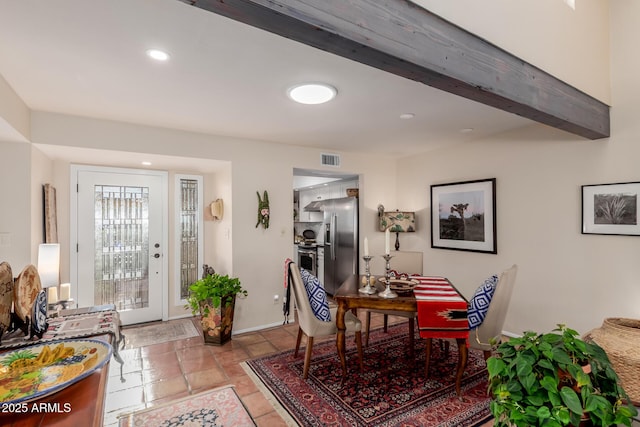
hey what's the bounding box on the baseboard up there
[501,330,521,338]
[233,321,288,336]
[167,313,194,321]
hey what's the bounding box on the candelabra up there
[359,256,376,294]
[378,254,398,298]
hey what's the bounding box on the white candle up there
[364,237,369,256]
[47,287,58,304]
[385,228,390,254]
[60,283,71,301]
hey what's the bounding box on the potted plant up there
[185,273,247,345]
[487,324,638,427]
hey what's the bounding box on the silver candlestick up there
[359,256,376,294]
[378,254,397,298]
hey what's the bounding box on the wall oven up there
[297,246,317,276]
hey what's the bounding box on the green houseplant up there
[185,273,247,345]
[487,324,637,427]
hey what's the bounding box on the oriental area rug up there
[118,385,255,427]
[243,324,492,427]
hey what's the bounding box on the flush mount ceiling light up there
[287,83,337,105]
[146,49,170,61]
[399,113,415,120]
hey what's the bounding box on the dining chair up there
[468,264,518,360]
[365,251,423,357]
[289,262,363,379]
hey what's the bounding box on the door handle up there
[153,253,160,258]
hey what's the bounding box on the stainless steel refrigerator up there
[323,197,358,295]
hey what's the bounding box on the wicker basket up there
[586,318,640,405]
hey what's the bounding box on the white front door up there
[71,166,167,325]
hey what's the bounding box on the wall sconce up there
[38,243,60,306]
[379,210,416,250]
[209,199,224,221]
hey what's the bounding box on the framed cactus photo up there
[582,181,640,235]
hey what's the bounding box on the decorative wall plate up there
[13,264,42,322]
[31,290,48,336]
[0,339,112,404]
[0,262,13,333]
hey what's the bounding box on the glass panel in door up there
[94,185,150,310]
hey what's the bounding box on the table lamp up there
[379,210,416,250]
[38,243,60,308]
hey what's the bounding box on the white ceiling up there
[0,0,533,162]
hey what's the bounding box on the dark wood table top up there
[333,274,417,312]
[0,334,111,426]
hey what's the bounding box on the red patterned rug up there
[244,324,492,426]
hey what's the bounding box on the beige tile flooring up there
[104,312,495,426]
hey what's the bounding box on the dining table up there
[334,274,470,395]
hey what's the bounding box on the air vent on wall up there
[321,153,340,167]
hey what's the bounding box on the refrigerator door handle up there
[331,214,337,260]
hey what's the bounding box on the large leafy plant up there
[487,324,637,427]
[185,273,247,316]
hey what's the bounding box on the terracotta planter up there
[199,295,236,345]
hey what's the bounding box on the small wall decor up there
[431,178,497,253]
[43,183,58,243]
[256,190,270,229]
[582,181,640,236]
[209,199,224,221]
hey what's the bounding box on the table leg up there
[455,338,468,396]
[335,302,347,383]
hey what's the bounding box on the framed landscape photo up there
[582,182,640,236]
[431,178,497,253]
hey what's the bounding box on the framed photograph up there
[582,182,640,236]
[431,178,497,253]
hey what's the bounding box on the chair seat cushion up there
[299,268,331,322]
[467,274,498,329]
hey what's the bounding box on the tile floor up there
[104,311,495,426]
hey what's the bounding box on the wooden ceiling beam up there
[185,0,609,139]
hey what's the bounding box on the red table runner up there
[413,276,469,340]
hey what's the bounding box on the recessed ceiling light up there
[141,161,152,166]
[460,128,474,133]
[146,49,170,61]
[287,83,337,105]
[400,113,415,120]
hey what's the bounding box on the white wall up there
[1,1,630,338]
[0,73,30,142]
[394,0,640,336]
[0,141,32,269]
[28,112,396,332]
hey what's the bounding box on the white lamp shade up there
[38,243,60,288]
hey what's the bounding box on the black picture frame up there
[430,178,497,254]
[581,181,640,236]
